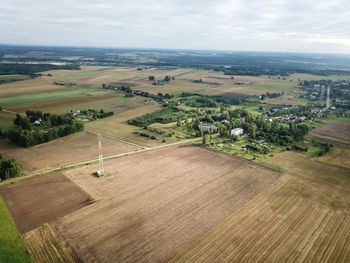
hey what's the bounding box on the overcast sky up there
[1,0,350,53]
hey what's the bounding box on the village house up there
[33,119,42,126]
[231,128,244,136]
[67,110,80,118]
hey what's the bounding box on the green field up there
[0,87,100,108]
[0,196,33,263]
[250,82,298,93]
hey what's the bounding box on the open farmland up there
[0,65,305,113]
[10,92,149,115]
[0,111,15,129]
[0,131,141,173]
[171,176,350,263]
[23,224,78,263]
[1,61,350,263]
[316,144,350,169]
[171,151,350,263]
[308,120,350,144]
[51,145,280,263]
[0,172,93,234]
[1,145,280,263]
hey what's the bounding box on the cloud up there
[0,0,350,53]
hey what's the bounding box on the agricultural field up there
[308,120,350,144]
[0,172,93,234]
[1,62,350,263]
[0,110,15,129]
[316,144,350,169]
[171,151,350,263]
[0,65,306,113]
[0,131,141,173]
[1,145,280,263]
[24,224,78,263]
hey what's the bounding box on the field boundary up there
[204,146,284,173]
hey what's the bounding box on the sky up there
[1,0,350,53]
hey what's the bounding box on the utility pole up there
[326,86,331,108]
[97,133,105,176]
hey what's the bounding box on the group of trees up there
[134,131,156,140]
[2,110,84,148]
[0,63,80,77]
[128,107,183,127]
[0,155,22,181]
[151,75,174,85]
[258,92,284,100]
[186,97,218,108]
[53,81,76,86]
[14,110,74,130]
[180,93,243,107]
[6,122,84,147]
[80,109,114,119]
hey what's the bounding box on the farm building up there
[33,119,42,126]
[231,128,244,136]
[198,124,217,133]
[67,110,80,118]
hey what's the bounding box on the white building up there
[231,128,243,136]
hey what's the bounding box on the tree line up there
[0,63,80,76]
[128,107,183,127]
[0,154,23,181]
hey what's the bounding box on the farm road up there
[0,137,201,186]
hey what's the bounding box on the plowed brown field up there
[170,175,350,263]
[50,145,280,263]
[169,150,350,263]
[0,173,93,234]
[2,144,349,263]
[308,120,350,144]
